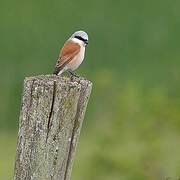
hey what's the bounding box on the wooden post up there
[14,75,92,180]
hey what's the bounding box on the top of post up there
[24,74,92,88]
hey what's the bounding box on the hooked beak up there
[85,40,88,45]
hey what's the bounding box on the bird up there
[53,30,88,77]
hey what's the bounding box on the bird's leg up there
[68,70,80,78]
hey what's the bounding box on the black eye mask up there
[74,36,88,43]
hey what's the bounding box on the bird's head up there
[70,30,88,46]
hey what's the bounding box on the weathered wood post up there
[14,75,92,180]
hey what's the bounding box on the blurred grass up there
[0,0,180,179]
[0,131,17,180]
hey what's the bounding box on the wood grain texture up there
[14,75,92,180]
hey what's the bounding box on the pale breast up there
[67,46,85,71]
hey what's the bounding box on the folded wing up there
[53,40,80,75]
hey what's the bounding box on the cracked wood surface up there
[14,75,92,180]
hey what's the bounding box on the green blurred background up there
[1,0,180,179]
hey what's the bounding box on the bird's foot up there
[68,70,80,78]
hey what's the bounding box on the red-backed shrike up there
[53,30,88,77]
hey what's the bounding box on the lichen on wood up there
[14,75,92,180]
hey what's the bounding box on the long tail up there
[53,56,73,75]
[53,64,63,75]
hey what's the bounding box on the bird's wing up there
[53,40,80,75]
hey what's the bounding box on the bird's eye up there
[75,36,86,42]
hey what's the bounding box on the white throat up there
[71,38,85,47]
